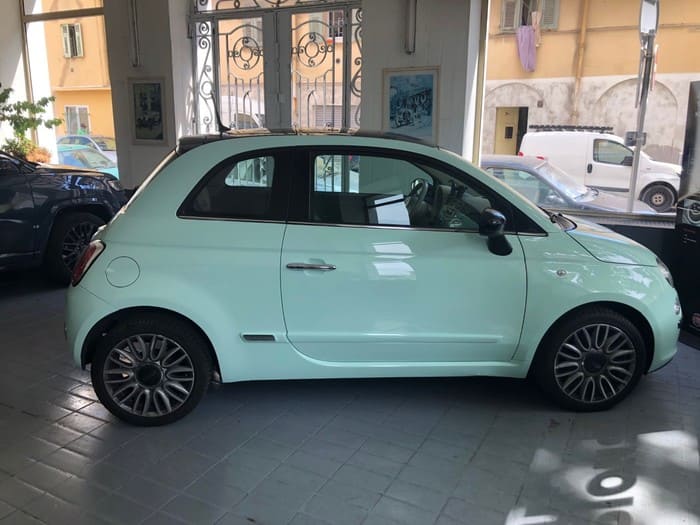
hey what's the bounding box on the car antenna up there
[212,99,231,135]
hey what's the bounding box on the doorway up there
[494,106,528,154]
[192,2,362,133]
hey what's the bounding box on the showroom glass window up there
[183,155,283,220]
[309,152,503,230]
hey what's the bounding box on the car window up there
[594,139,633,165]
[78,137,93,147]
[58,151,84,168]
[310,153,500,231]
[485,167,550,204]
[184,155,283,220]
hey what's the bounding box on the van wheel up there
[534,308,646,411]
[641,184,675,212]
[91,314,213,426]
[45,212,105,284]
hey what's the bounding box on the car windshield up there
[60,148,115,169]
[92,137,117,150]
[536,161,589,200]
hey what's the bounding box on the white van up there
[519,131,681,212]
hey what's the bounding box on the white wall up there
[169,0,195,138]
[104,0,177,188]
[0,1,28,144]
[362,0,479,156]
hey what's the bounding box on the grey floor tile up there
[317,479,381,510]
[288,513,333,525]
[0,510,44,525]
[347,451,404,478]
[185,476,246,509]
[371,496,437,525]
[91,492,153,524]
[0,502,14,520]
[115,474,178,509]
[46,475,111,507]
[303,493,368,525]
[15,462,72,492]
[360,439,415,464]
[385,479,448,513]
[332,464,393,493]
[0,479,44,508]
[20,493,81,525]
[284,451,343,478]
[161,494,227,524]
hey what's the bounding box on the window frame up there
[61,23,84,58]
[290,146,545,235]
[593,139,634,166]
[177,148,295,222]
[64,105,90,135]
[500,0,559,33]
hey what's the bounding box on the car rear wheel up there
[45,212,105,284]
[641,184,675,212]
[91,314,213,426]
[534,308,647,411]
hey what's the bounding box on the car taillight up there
[517,151,524,156]
[71,240,105,287]
[536,155,546,160]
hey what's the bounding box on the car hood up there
[566,218,657,266]
[584,190,655,213]
[647,159,681,175]
[36,163,118,181]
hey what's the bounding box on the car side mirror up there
[622,155,634,166]
[478,208,513,256]
[544,192,566,207]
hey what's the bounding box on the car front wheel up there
[534,308,647,411]
[91,314,213,426]
[641,184,675,212]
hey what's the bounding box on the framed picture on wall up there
[129,78,166,145]
[382,67,439,143]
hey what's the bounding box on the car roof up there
[175,128,437,155]
[480,154,546,169]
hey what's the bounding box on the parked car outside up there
[66,131,681,426]
[481,155,655,213]
[57,135,118,163]
[57,144,120,179]
[0,151,127,283]
[519,131,681,212]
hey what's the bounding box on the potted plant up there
[0,84,62,162]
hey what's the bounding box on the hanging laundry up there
[531,10,543,47]
[517,25,537,72]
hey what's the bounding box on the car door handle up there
[286,263,336,271]
[587,163,593,174]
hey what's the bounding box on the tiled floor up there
[0,271,699,525]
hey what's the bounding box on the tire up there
[641,184,675,212]
[91,314,213,426]
[45,212,105,284]
[534,308,647,412]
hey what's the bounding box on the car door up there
[280,148,528,364]
[0,156,36,263]
[587,138,634,192]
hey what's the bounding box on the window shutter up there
[74,24,84,57]
[500,0,521,32]
[61,24,71,58]
[540,0,559,29]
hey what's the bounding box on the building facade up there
[484,0,700,163]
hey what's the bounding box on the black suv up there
[0,151,127,283]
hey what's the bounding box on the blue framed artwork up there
[382,67,439,143]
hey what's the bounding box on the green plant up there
[0,84,62,159]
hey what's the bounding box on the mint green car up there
[65,132,682,425]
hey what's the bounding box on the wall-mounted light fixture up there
[405,0,417,54]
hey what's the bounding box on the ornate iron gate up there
[191,0,362,133]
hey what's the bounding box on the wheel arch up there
[80,306,222,378]
[40,204,113,257]
[529,301,655,375]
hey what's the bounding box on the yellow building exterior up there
[484,0,700,161]
[43,11,115,138]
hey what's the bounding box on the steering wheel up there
[405,178,429,213]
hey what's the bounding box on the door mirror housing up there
[622,155,634,166]
[544,191,566,207]
[478,208,512,256]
